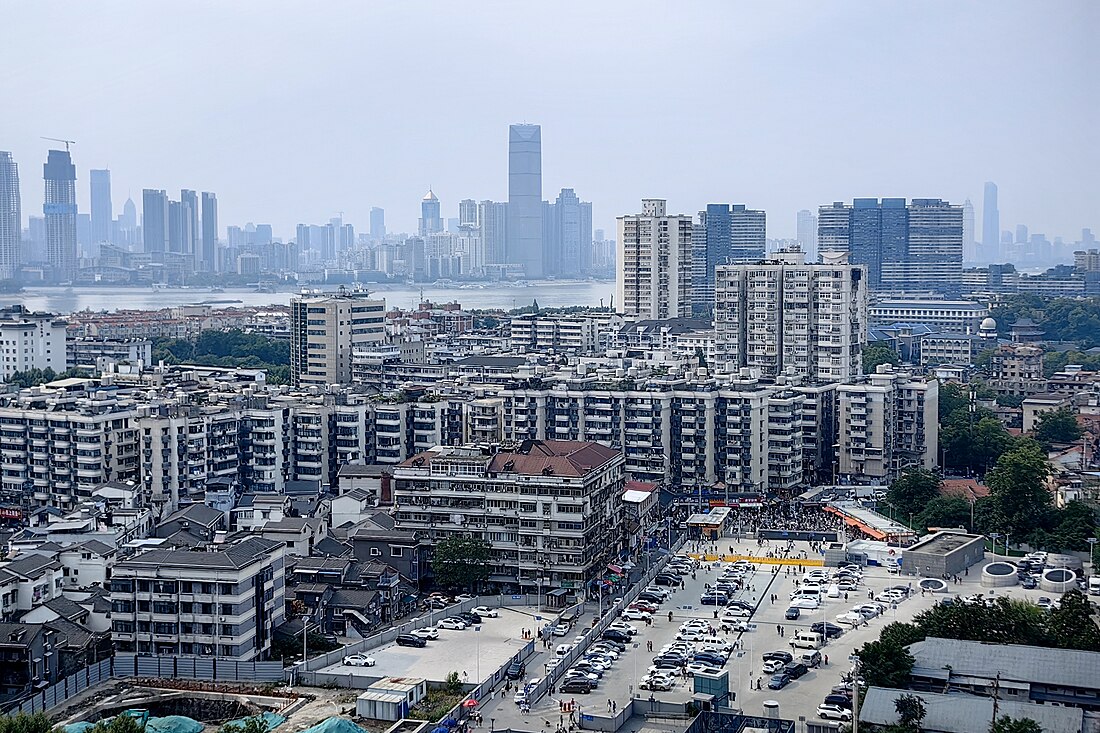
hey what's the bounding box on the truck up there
[1089,576,1100,596]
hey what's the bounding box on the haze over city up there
[4,0,1098,239]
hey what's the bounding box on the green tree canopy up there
[431,534,492,591]
[983,441,1051,537]
[864,343,901,374]
[1033,408,1082,445]
[894,693,927,728]
[989,715,1044,733]
[1045,590,1100,651]
[0,713,54,733]
[887,468,942,517]
[152,330,291,384]
[917,497,972,532]
[220,718,270,733]
[89,715,144,733]
[856,637,915,689]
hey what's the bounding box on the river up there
[1,281,616,314]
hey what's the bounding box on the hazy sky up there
[4,1,1097,241]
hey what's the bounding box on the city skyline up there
[3,2,1096,241]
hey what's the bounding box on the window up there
[390,547,403,557]
[370,548,381,557]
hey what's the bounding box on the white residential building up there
[0,306,67,382]
[837,365,939,482]
[290,290,385,387]
[110,536,285,660]
[616,199,694,319]
[715,250,868,382]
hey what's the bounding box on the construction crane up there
[41,137,76,151]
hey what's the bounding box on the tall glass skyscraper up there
[201,192,218,272]
[419,189,442,236]
[0,152,20,280]
[370,207,386,239]
[90,169,112,246]
[43,149,77,282]
[982,182,999,262]
[507,124,542,279]
[142,189,169,261]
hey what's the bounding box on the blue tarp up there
[223,713,287,731]
[299,718,372,733]
[145,716,203,733]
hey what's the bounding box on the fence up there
[114,653,286,683]
[3,658,113,715]
[521,536,687,708]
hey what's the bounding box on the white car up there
[817,704,852,721]
[622,609,652,621]
[877,591,905,604]
[609,621,638,635]
[551,624,571,637]
[836,612,864,627]
[455,594,475,602]
[722,607,752,619]
[789,597,821,610]
[472,606,499,618]
[437,618,467,630]
[544,658,564,673]
[513,689,529,705]
[684,662,722,677]
[644,586,670,598]
[640,674,675,691]
[412,627,439,640]
[680,621,710,633]
[722,620,750,633]
[590,644,620,658]
[857,604,881,618]
[676,630,708,642]
[762,659,785,674]
[343,653,376,667]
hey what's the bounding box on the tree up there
[984,441,1052,537]
[0,713,54,733]
[431,534,491,591]
[894,694,927,728]
[989,716,1043,733]
[864,343,900,374]
[220,719,270,733]
[1045,590,1100,652]
[1045,501,1100,553]
[917,497,972,531]
[89,716,145,733]
[1033,408,1082,445]
[938,382,969,421]
[887,468,941,517]
[855,638,914,689]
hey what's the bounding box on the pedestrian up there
[824,654,829,666]
[777,624,782,636]
[612,701,617,713]
[607,699,612,712]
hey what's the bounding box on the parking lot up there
[317,605,540,684]
[479,536,1076,730]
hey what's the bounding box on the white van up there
[1089,576,1100,596]
[789,631,823,650]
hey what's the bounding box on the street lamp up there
[1087,538,1098,571]
[989,533,1002,562]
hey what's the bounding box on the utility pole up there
[851,655,861,733]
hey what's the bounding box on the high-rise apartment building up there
[796,209,817,261]
[0,305,67,382]
[616,199,694,319]
[89,169,112,245]
[817,198,962,294]
[142,189,169,261]
[962,199,976,263]
[290,290,386,387]
[730,204,766,262]
[0,152,20,280]
[837,365,938,482]
[419,189,442,237]
[542,188,592,277]
[370,207,386,239]
[479,200,508,266]
[200,192,217,271]
[982,182,999,261]
[43,150,78,282]
[694,204,767,316]
[715,250,868,382]
[507,124,543,278]
[180,189,199,259]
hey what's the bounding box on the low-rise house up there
[331,488,377,529]
[0,623,62,702]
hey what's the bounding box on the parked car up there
[810,622,844,639]
[411,628,439,640]
[640,673,675,691]
[437,618,467,630]
[457,611,482,625]
[817,704,852,721]
[823,694,853,709]
[722,606,752,618]
[551,624,571,637]
[559,678,593,694]
[609,621,638,635]
[684,662,722,677]
[784,662,809,679]
[762,650,793,664]
[505,661,527,680]
[622,608,652,621]
[343,653,376,667]
[638,592,665,604]
[762,659,786,674]
[1021,576,1038,589]
[602,630,631,643]
[472,606,499,618]
[785,607,801,620]
[789,597,820,610]
[395,634,426,647]
[768,673,792,690]
[700,593,728,605]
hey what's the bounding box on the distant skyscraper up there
[1015,224,1028,245]
[43,149,77,282]
[142,189,169,261]
[729,204,766,262]
[89,169,112,245]
[962,199,976,262]
[419,189,442,236]
[370,207,386,238]
[542,188,592,277]
[796,209,817,260]
[694,203,766,315]
[120,196,137,230]
[200,192,217,271]
[982,182,999,261]
[0,152,20,280]
[180,189,199,259]
[616,199,693,319]
[817,198,962,294]
[507,124,543,278]
[478,200,508,266]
